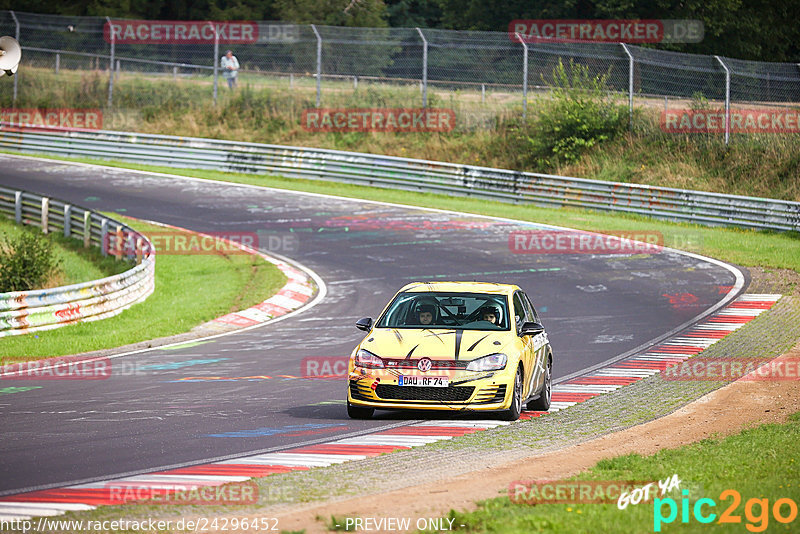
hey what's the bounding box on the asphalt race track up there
[0,155,745,495]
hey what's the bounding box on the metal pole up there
[10,11,19,104]
[106,16,115,108]
[620,43,634,132]
[212,22,219,105]
[515,33,528,122]
[714,55,731,145]
[311,24,322,108]
[55,53,60,74]
[416,27,428,108]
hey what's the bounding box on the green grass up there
[438,412,800,533]
[0,215,286,360]
[0,215,128,290]
[6,152,800,275]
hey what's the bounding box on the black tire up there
[347,401,374,419]
[500,366,524,421]
[527,355,552,412]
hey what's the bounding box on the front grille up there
[375,385,475,402]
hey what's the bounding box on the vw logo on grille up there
[417,357,433,372]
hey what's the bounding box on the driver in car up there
[418,304,435,325]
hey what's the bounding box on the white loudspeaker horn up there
[0,36,22,76]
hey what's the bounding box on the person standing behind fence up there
[220,50,239,89]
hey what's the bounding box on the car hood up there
[361,327,510,362]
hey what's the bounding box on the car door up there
[512,291,537,396]
[521,291,548,397]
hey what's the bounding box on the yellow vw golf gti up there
[347,282,553,421]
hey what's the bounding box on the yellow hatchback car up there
[346,282,553,421]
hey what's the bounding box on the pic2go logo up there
[654,490,798,532]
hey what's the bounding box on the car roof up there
[399,281,521,295]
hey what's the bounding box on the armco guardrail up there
[1,125,799,232]
[0,186,155,337]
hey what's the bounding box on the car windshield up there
[376,292,510,330]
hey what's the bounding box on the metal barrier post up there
[10,11,19,104]
[100,219,108,256]
[311,24,322,108]
[41,197,49,234]
[106,16,115,108]
[64,204,72,238]
[620,43,634,131]
[83,211,91,248]
[416,28,428,108]
[14,191,22,223]
[714,55,731,145]
[515,33,528,122]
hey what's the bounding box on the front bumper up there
[347,368,513,411]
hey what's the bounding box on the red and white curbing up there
[142,220,316,329]
[0,293,782,520]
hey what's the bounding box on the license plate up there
[398,375,449,387]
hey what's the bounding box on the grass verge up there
[0,214,128,289]
[5,152,800,277]
[0,215,286,360]
[5,67,799,200]
[441,411,800,534]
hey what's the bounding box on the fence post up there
[10,11,19,105]
[212,22,219,105]
[620,43,634,132]
[514,32,528,122]
[714,55,731,145]
[116,59,120,80]
[55,53,60,74]
[106,16,115,108]
[416,27,428,108]
[311,24,322,108]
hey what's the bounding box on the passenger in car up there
[480,306,500,325]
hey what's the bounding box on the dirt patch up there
[271,345,800,534]
[746,266,800,297]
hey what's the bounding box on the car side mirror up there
[520,321,544,336]
[355,317,373,332]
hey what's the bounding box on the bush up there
[507,60,628,171]
[0,231,61,292]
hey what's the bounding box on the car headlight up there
[466,353,507,372]
[355,349,385,369]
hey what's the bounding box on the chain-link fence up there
[2,10,799,143]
